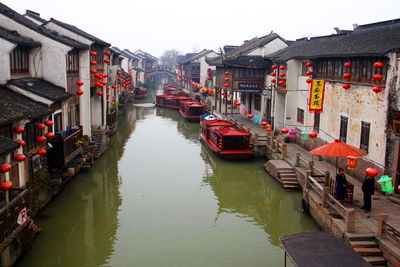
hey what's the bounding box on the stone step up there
[362,256,386,266]
[353,247,383,256]
[349,240,379,248]
[346,233,375,241]
[282,181,299,185]
[280,175,297,179]
[281,177,298,182]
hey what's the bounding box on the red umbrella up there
[309,139,367,157]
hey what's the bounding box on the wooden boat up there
[134,87,148,99]
[178,101,207,122]
[163,84,178,94]
[199,117,254,159]
[155,94,192,109]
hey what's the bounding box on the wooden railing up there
[0,189,30,249]
[378,214,400,245]
[265,135,287,159]
[63,127,83,163]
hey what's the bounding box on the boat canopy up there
[280,232,370,267]
[213,126,251,137]
[201,119,235,127]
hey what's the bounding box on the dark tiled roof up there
[272,19,400,61]
[179,49,215,64]
[24,10,47,24]
[223,45,238,53]
[0,136,19,155]
[48,18,110,47]
[0,26,40,47]
[135,50,159,62]
[177,53,197,64]
[124,49,143,60]
[224,55,270,68]
[0,3,88,49]
[8,78,72,102]
[205,55,223,66]
[110,47,121,56]
[0,85,50,126]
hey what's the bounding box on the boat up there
[163,84,179,94]
[134,87,148,99]
[199,116,254,159]
[178,101,207,121]
[155,94,192,109]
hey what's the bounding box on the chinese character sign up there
[309,80,325,113]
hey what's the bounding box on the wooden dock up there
[264,160,300,190]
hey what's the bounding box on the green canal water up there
[17,89,318,267]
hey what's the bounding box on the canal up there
[17,89,318,267]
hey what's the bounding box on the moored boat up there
[199,116,254,159]
[163,84,178,94]
[134,87,148,99]
[155,94,192,109]
[178,101,207,121]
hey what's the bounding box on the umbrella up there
[309,139,367,172]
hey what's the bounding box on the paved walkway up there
[204,96,400,235]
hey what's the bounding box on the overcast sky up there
[3,0,400,58]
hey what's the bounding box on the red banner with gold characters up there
[309,80,325,113]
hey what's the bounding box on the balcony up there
[47,127,83,169]
[0,189,30,249]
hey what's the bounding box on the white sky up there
[3,0,400,58]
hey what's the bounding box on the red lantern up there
[36,123,45,130]
[373,74,383,81]
[76,89,84,95]
[347,156,358,170]
[104,51,111,56]
[306,79,313,84]
[45,132,55,139]
[281,128,289,134]
[90,60,97,65]
[305,62,313,67]
[261,121,268,126]
[117,71,122,75]
[94,82,101,87]
[90,51,97,56]
[44,120,53,126]
[112,85,117,89]
[306,71,313,76]
[374,62,384,69]
[224,77,230,81]
[271,79,277,83]
[37,148,47,156]
[104,59,110,64]
[224,72,230,75]
[207,68,211,71]
[365,167,378,177]
[90,69,97,74]
[15,154,26,162]
[17,140,25,147]
[207,77,211,80]
[309,132,318,138]
[106,100,110,104]
[117,77,122,81]
[272,65,278,70]
[344,62,352,68]
[373,86,383,93]
[270,72,277,77]
[94,74,102,80]
[0,181,13,191]
[224,83,230,87]
[278,80,286,86]
[76,81,84,86]
[342,83,351,90]
[343,73,352,79]
[265,124,272,133]
[97,91,104,96]
[279,73,286,77]
[106,93,110,97]
[14,126,25,134]
[248,114,254,119]
[36,136,46,143]
[279,66,286,70]
[0,164,11,173]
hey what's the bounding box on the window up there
[23,119,42,152]
[339,116,348,143]
[68,104,80,127]
[241,92,247,105]
[313,113,320,132]
[301,62,309,76]
[297,108,304,124]
[254,94,261,111]
[360,121,370,152]
[10,46,30,74]
[53,113,62,133]
[0,124,12,139]
[66,49,79,74]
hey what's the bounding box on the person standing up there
[335,168,347,201]
[362,175,376,212]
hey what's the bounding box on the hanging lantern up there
[347,156,358,170]
[272,65,278,70]
[45,132,55,139]
[271,79,277,83]
[279,66,286,70]
[265,124,272,133]
[224,77,230,81]
[248,114,254,119]
[0,181,13,191]
[117,77,122,81]
[309,132,318,138]
[207,77,211,80]
[112,85,117,89]
[305,62,313,67]
[343,73,352,79]
[342,83,351,90]
[365,167,378,177]
[0,164,11,173]
[90,60,97,65]
[281,128,289,134]
[207,68,211,71]
[15,154,26,162]
[37,148,47,156]
[104,59,110,64]
[117,71,122,75]
[378,175,394,194]
[36,123,45,130]
[278,80,286,86]
[289,129,297,139]
[14,127,25,134]
[306,71,313,76]
[17,140,25,147]
[306,79,313,84]
[44,120,53,127]
[76,81,84,86]
[374,62,384,69]
[90,69,97,74]
[104,51,111,56]
[279,73,286,77]
[373,74,383,81]
[224,83,230,87]
[97,91,104,96]
[372,86,383,93]
[270,72,277,77]
[301,130,310,142]
[261,121,268,126]
[344,62,352,68]
[224,71,230,75]
[90,51,97,56]
[76,89,84,95]
[36,136,46,143]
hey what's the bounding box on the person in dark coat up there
[362,175,376,212]
[335,168,347,201]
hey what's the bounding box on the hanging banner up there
[309,80,326,113]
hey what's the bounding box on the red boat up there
[163,84,179,94]
[179,101,207,121]
[134,87,148,99]
[155,95,192,109]
[200,117,254,159]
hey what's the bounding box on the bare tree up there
[160,49,181,69]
